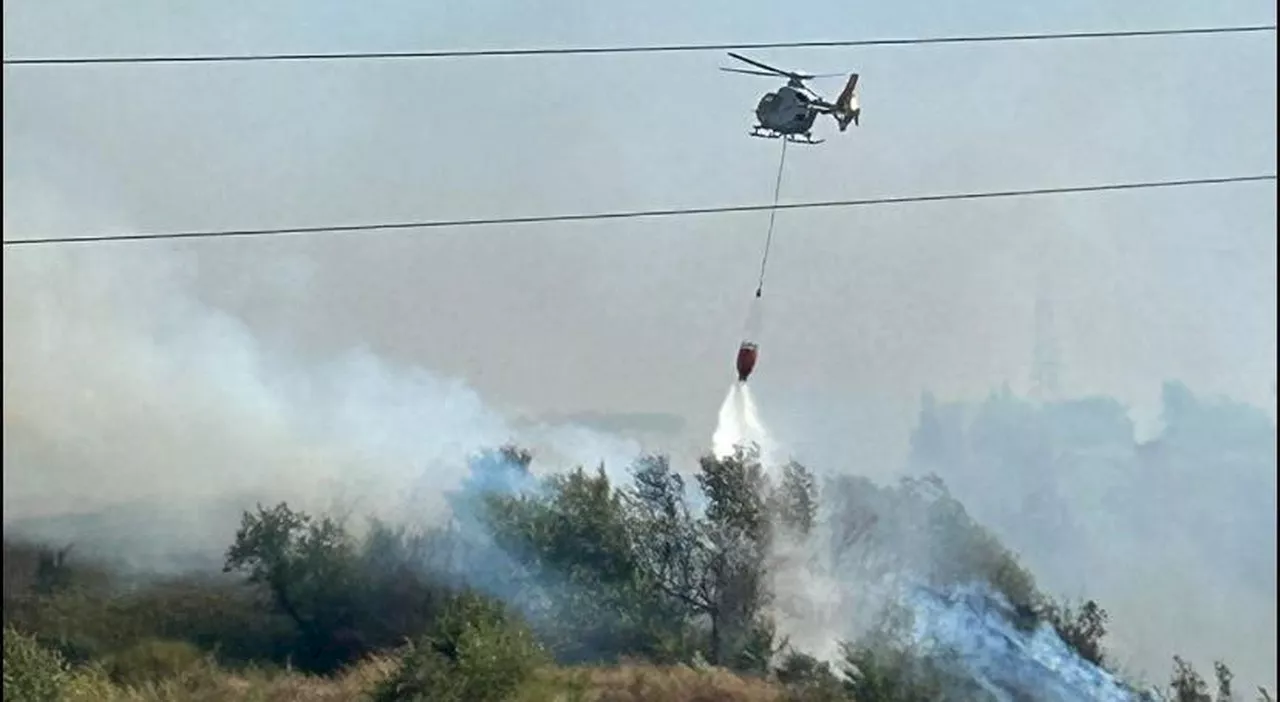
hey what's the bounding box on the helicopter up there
[720,51,860,145]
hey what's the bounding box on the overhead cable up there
[4,174,1274,248]
[3,24,1274,66]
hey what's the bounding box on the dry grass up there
[54,658,794,702]
[539,663,786,702]
[59,656,400,702]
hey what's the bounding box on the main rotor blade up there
[723,51,854,90]
[719,67,777,76]
[727,51,801,79]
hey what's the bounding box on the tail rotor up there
[834,73,860,131]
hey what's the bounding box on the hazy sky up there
[4,0,1276,471]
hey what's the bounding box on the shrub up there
[1041,597,1108,667]
[372,591,549,702]
[5,572,299,670]
[1164,656,1275,702]
[57,665,116,702]
[838,621,987,702]
[840,641,948,702]
[103,638,208,687]
[775,651,847,702]
[3,626,71,702]
[115,576,301,666]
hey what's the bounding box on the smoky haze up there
[3,0,1277,694]
[905,388,1277,691]
[2,242,642,564]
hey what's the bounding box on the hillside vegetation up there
[3,445,1270,701]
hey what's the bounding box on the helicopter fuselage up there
[754,85,818,135]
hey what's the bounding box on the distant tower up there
[1030,273,1061,402]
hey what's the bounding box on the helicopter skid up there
[748,127,823,145]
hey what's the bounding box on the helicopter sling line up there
[3,173,1273,248]
[755,137,788,298]
[736,137,788,388]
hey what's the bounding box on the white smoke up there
[720,386,1148,700]
[904,584,1143,702]
[765,499,1148,700]
[2,243,639,562]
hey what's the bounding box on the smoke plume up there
[2,243,638,569]
[5,237,1270,696]
[908,388,1277,692]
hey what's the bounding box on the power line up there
[4,174,1273,248]
[3,24,1274,66]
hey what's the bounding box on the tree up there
[1167,656,1274,702]
[223,502,363,670]
[624,447,778,667]
[480,463,682,662]
[352,520,456,655]
[223,502,454,672]
[1169,655,1212,702]
[1213,661,1234,702]
[32,546,75,596]
[773,461,819,537]
[821,475,883,575]
[696,447,775,666]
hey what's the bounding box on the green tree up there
[223,502,453,672]
[353,519,456,652]
[696,447,775,666]
[773,461,819,537]
[625,447,778,667]
[481,463,682,662]
[224,502,362,670]
[482,446,785,668]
